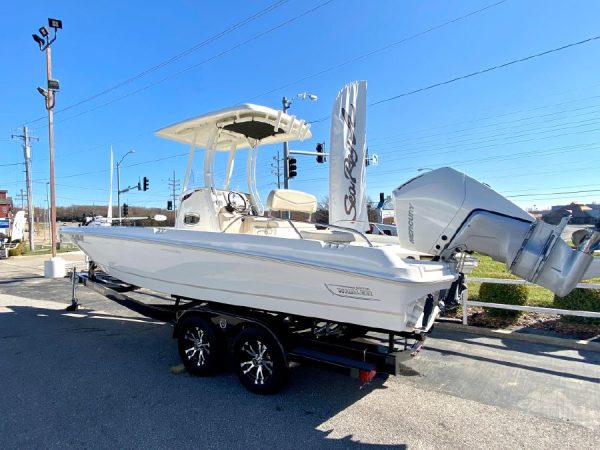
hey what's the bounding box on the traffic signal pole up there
[282,96,290,190]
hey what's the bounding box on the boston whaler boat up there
[62,83,600,393]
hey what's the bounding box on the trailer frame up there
[70,267,427,394]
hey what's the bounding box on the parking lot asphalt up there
[1,252,599,448]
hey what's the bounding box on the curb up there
[434,321,600,353]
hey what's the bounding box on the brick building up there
[0,190,14,219]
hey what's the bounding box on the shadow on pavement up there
[432,327,600,365]
[427,329,600,384]
[0,276,46,284]
[0,303,406,449]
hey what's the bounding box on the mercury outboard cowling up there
[393,167,600,297]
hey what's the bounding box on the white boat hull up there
[62,226,456,333]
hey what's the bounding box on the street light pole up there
[46,45,58,257]
[33,18,62,260]
[117,160,121,225]
[117,150,135,225]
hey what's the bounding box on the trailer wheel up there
[178,317,221,376]
[233,327,288,394]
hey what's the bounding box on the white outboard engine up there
[393,167,600,297]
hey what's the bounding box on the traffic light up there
[122,203,129,217]
[316,143,326,163]
[143,176,149,191]
[288,157,297,178]
[167,200,173,211]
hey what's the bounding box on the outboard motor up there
[393,167,600,297]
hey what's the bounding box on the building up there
[543,202,599,225]
[0,190,14,219]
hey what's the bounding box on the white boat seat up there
[299,229,356,243]
[267,189,317,213]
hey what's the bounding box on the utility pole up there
[271,149,282,189]
[18,189,26,209]
[45,182,50,241]
[168,171,180,220]
[12,126,38,250]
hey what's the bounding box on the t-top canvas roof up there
[155,104,312,151]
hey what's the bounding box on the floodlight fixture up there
[297,92,318,101]
[47,79,60,91]
[48,18,62,29]
[39,26,49,37]
[32,33,45,48]
[37,86,48,97]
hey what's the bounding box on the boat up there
[62,103,457,333]
[61,102,600,336]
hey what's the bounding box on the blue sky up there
[2,0,600,212]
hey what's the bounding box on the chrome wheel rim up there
[239,340,274,385]
[183,327,211,367]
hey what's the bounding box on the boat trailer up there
[69,267,427,394]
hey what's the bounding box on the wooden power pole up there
[12,126,38,251]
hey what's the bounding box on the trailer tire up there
[233,327,288,394]
[178,317,221,376]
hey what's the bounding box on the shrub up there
[8,241,25,257]
[479,282,528,320]
[553,288,600,325]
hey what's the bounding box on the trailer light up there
[358,369,376,384]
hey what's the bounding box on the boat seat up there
[267,189,317,214]
[299,229,356,243]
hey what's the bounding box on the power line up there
[371,34,600,106]
[369,102,600,149]
[507,189,600,198]
[32,151,189,182]
[367,94,600,145]
[376,120,600,164]
[501,183,600,194]
[31,0,336,131]
[308,33,600,124]
[21,0,291,127]
[247,0,510,102]
[285,141,600,186]
[291,113,600,178]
